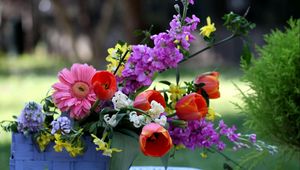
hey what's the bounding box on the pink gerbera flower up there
[52,63,97,120]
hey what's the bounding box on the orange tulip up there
[133,90,166,111]
[139,123,173,157]
[194,71,220,99]
[92,71,117,100]
[175,93,208,120]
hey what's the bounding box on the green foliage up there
[110,132,140,170]
[223,12,255,36]
[240,19,300,155]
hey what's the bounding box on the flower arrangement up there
[1,0,277,169]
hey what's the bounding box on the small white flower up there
[112,91,133,111]
[148,100,165,119]
[104,114,118,127]
[129,111,145,128]
[155,115,167,126]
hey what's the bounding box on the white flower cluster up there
[154,115,167,126]
[104,114,117,127]
[129,100,167,127]
[148,100,165,119]
[129,111,145,128]
[112,91,133,111]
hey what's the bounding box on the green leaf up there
[89,122,98,134]
[176,67,180,85]
[200,88,210,107]
[222,11,255,36]
[115,113,127,125]
[240,42,253,70]
[116,129,139,140]
[163,91,169,104]
[159,80,171,86]
[110,132,140,170]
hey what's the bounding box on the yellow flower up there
[53,133,69,152]
[106,43,130,76]
[66,145,84,157]
[53,140,65,152]
[175,144,186,150]
[91,134,108,151]
[200,16,216,37]
[102,147,122,157]
[206,107,221,121]
[91,134,122,157]
[36,132,53,152]
[165,106,174,115]
[169,84,186,102]
[200,152,208,159]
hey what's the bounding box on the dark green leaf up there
[116,129,139,140]
[240,42,253,70]
[223,163,233,170]
[159,80,171,86]
[176,67,180,85]
[163,91,169,104]
[110,132,140,170]
[200,88,210,107]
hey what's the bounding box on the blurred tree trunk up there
[51,0,80,62]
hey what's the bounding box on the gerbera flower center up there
[72,82,90,98]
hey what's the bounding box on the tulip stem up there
[125,107,153,119]
[90,99,100,113]
[179,34,237,64]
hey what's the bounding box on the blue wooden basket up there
[10,133,110,170]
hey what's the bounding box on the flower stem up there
[179,34,237,64]
[125,107,152,119]
[181,0,189,23]
[90,99,100,113]
[209,147,244,169]
[113,50,129,75]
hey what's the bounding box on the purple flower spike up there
[17,102,45,133]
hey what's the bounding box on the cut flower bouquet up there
[1,0,277,169]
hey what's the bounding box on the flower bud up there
[175,93,208,120]
[133,90,166,111]
[92,71,117,100]
[194,71,220,99]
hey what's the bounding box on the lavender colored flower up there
[121,45,154,94]
[51,116,71,134]
[219,120,240,142]
[120,14,199,94]
[168,14,200,50]
[17,101,45,133]
[217,141,226,150]
[168,119,223,150]
[188,0,194,5]
[248,134,256,143]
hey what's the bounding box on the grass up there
[0,56,299,170]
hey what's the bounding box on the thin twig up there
[113,50,129,75]
[209,148,245,169]
[179,34,237,64]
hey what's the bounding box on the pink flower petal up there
[58,68,75,85]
